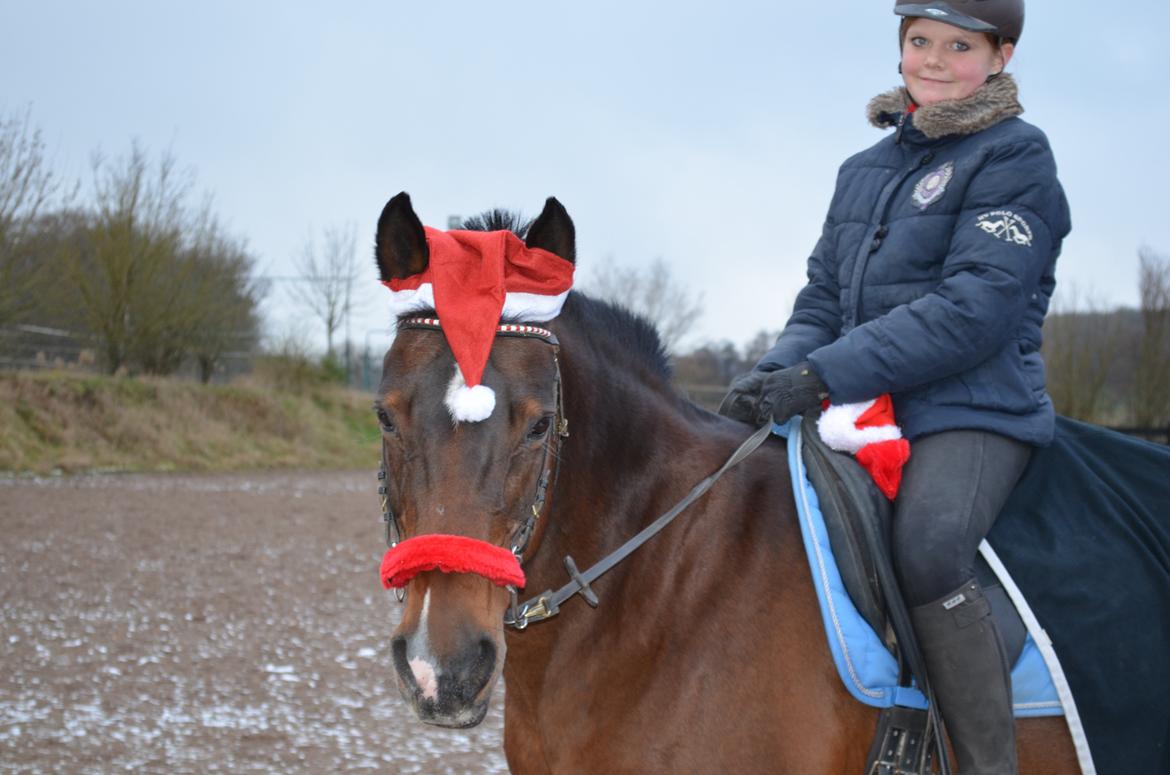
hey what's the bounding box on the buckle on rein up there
[505,554,599,630]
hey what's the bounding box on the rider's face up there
[900,18,1013,106]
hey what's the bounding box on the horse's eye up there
[528,416,552,440]
[375,407,396,434]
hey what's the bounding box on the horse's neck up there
[513,330,792,637]
[546,337,711,565]
[500,380,842,767]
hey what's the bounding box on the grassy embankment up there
[0,369,382,475]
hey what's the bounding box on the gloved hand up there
[718,370,769,424]
[757,362,829,425]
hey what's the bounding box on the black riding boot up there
[911,580,1018,775]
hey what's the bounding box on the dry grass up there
[0,371,381,475]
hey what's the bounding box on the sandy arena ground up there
[0,471,508,774]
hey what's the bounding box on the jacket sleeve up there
[755,215,843,372]
[807,139,1061,403]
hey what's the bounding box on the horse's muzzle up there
[390,634,497,728]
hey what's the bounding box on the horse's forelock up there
[460,209,532,237]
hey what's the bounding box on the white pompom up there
[448,384,496,422]
[444,366,495,422]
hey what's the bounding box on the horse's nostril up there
[390,636,415,688]
[391,631,500,716]
[441,637,496,704]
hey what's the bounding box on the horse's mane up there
[461,209,673,382]
[558,291,672,381]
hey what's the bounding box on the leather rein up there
[503,420,772,629]
[378,317,773,630]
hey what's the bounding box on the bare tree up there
[50,143,259,377]
[1130,247,1170,427]
[155,205,263,382]
[58,143,190,373]
[1042,284,1123,422]
[287,224,360,358]
[584,257,703,352]
[742,328,782,367]
[0,108,74,327]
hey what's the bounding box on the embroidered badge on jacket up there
[911,161,954,209]
[975,210,1034,247]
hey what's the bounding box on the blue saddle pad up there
[780,418,1062,717]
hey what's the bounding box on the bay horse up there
[371,192,1077,773]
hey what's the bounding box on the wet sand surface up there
[0,471,508,774]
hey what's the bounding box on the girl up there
[721,2,1070,773]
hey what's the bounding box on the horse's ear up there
[525,197,576,265]
[375,192,429,280]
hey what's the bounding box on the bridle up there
[377,317,569,607]
[377,316,772,630]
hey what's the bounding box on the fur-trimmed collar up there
[867,74,1023,139]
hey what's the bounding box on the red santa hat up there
[381,227,574,422]
[816,394,911,500]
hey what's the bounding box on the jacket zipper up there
[848,152,937,327]
[895,111,909,144]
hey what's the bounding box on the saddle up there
[798,411,1028,775]
[799,411,1028,670]
[791,413,1170,775]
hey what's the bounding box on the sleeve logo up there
[974,210,1033,247]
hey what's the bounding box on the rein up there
[503,421,773,629]
[376,316,773,631]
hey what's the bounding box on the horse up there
[370,192,1078,773]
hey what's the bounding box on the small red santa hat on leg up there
[816,394,910,499]
[382,227,574,422]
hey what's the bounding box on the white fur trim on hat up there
[387,285,569,325]
[445,365,496,423]
[502,290,570,323]
[817,400,903,454]
[386,283,436,318]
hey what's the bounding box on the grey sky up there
[5,1,1168,355]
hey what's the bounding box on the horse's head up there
[372,192,575,727]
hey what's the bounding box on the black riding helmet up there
[894,0,1024,43]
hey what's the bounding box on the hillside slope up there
[0,372,381,475]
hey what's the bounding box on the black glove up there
[718,370,769,424]
[757,362,829,424]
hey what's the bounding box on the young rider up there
[720,2,1070,772]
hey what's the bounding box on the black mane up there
[461,209,533,237]
[560,292,672,381]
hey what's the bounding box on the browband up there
[399,316,559,346]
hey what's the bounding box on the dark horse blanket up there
[989,416,1170,775]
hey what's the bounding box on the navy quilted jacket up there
[757,75,1071,444]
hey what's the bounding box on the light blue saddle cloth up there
[780,418,1063,717]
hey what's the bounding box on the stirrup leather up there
[866,705,939,775]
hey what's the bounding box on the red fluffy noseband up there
[380,534,526,589]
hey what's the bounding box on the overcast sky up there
[5,1,1169,355]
